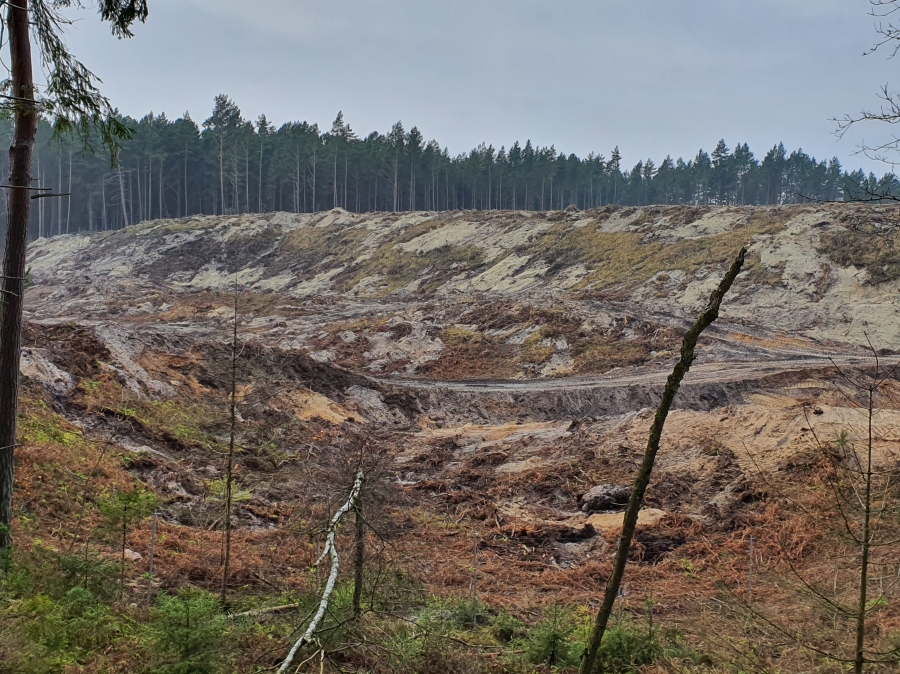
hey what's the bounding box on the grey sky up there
[62,0,898,173]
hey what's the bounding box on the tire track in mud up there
[379,356,873,423]
[383,357,868,393]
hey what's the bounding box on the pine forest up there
[8,94,890,239]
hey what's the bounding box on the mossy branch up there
[579,247,746,674]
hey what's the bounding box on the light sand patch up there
[350,274,388,295]
[418,421,566,444]
[254,272,295,291]
[221,219,270,241]
[289,267,345,296]
[364,325,445,371]
[598,208,649,232]
[585,508,667,532]
[313,208,358,229]
[188,263,263,290]
[548,264,591,290]
[21,348,75,396]
[289,390,358,424]
[398,221,477,254]
[495,456,553,473]
[447,254,549,293]
[668,209,747,240]
[27,235,93,275]
[478,219,555,261]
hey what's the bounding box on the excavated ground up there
[12,203,900,670]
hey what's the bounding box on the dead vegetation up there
[7,204,900,672]
[8,318,900,672]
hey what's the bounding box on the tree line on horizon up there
[4,94,895,239]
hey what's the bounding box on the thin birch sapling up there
[278,470,364,673]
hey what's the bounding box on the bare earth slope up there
[25,203,900,378]
[10,203,900,671]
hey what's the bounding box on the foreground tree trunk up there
[0,0,37,555]
[579,248,746,674]
[352,492,365,619]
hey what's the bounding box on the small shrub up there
[148,589,226,674]
[0,582,134,674]
[597,610,703,674]
[492,610,526,644]
[206,478,252,503]
[521,603,579,667]
[451,598,490,629]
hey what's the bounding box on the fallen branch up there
[278,470,364,674]
[579,247,747,674]
[227,603,303,620]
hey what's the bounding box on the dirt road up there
[382,356,873,394]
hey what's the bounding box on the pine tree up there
[203,95,243,215]
[711,139,732,204]
[0,0,148,556]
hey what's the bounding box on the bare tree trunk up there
[56,149,62,235]
[578,248,747,674]
[0,0,37,554]
[409,157,415,211]
[137,160,143,222]
[352,492,365,619]
[294,153,300,213]
[158,159,163,219]
[311,148,317,213]
[118,166,129,228]
[219,135,224,215]
[37,157,42,237]
[393,155,398,212]
[854,387,875,674]
[184,147,189,217]
[221,283,239,604]
[65,150,72,234]
[257,140,263,213]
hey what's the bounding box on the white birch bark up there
[278,470,364,673]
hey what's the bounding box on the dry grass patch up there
[338,243,486,295]
[282,224,370,265]
[527,212,787,290]
[818,225,900,284]
[418,327,519,379]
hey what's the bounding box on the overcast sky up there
[58,0,900,173]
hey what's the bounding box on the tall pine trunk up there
[0,0,37,553]
[65,151,72,234]
[118,166,129,228]
[219,134,224,215]
[184,147,189,217]
[257,141,263,213]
